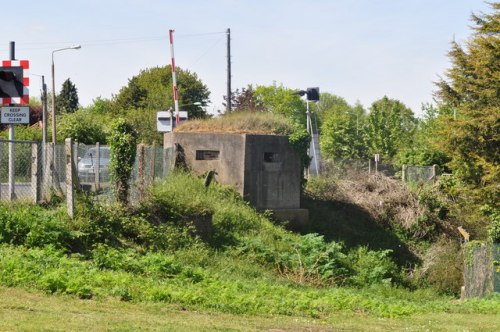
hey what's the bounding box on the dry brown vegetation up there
[307,171,424,231]
[175,112,294,135]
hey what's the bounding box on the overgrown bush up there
[108,118,138,205]
[0,203,71,250]
[415,238,464,295]
[347,247,399,286]
[71,195,122,251]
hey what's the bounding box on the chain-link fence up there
[319,158,397,177]
[74,143,174,204]
[0,140,174,205]
[0,139,43,201]
[402,165,438,184]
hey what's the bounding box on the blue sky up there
[1,0,492,116]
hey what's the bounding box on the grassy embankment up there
[0,171,498,330]
[0,112,498,330]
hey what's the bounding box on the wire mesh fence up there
[403,165,438,184]
[319,158,397,178]
[74,143,174,204]
[0,140,174,205]
[0,139,41,201]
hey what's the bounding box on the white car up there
[77,147,111,183]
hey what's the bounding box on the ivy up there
[108,119,138,206]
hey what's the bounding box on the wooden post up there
[402,164,407,182]
[95,142,100,192]
[32,143,41,203]
[65,138,74,218]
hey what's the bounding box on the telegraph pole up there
[226,28,231,113]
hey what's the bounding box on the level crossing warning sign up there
[1,106,29,124]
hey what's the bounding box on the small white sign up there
[1,106,30,124]
[156,111,188,132]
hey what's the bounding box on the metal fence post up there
[150,142,156,183]
[95,142,100,192]
[138,143,145,200]
[65,138,74,218]
[432,164,439,182]
[402,164,407,182]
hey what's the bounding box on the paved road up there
[0,182,67,201]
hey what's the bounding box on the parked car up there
[77,147,111,183]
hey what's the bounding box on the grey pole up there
[51,54,56,145]
[41,75,48,145]
[8,41,16,200]
[41,75,48,189]
[226,28,231,113]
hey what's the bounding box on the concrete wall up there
[164,132,302,211]
[244,135,301,210]
[164,132,246,195]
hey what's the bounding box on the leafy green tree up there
[114,77,146,111]
[58,110,107,144]
[366,96,417,162]
[114,66,210,118]
[397,103,450,167]
[109,119,138,206]
[319,94,368,160]
[433,2,499,202]
[86,97,115,114]
[253,83,307,124]
[56,78,79,113]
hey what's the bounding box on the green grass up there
[0,244,498,320]
[0,171,499,330]
[1,287,499,331]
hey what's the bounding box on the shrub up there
[347,247,399,286]
[71,196,122,251]
[415,238,463,295]
[0,203,71,250]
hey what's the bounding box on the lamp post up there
[51,45,81,144]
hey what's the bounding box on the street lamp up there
[51,44,81,144]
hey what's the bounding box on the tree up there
[319,94,368,160]
[433,2,499,202]
[397,103,450,167]
[223,85,262,112]
[57,78,79,113]
[114,76,146,111]
[366,96,417,162]
[58,110,107,144]
[253,83,307,124]
[113,66,210,118]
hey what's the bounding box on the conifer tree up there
[57,78,79,113]
[434,2,499,204]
